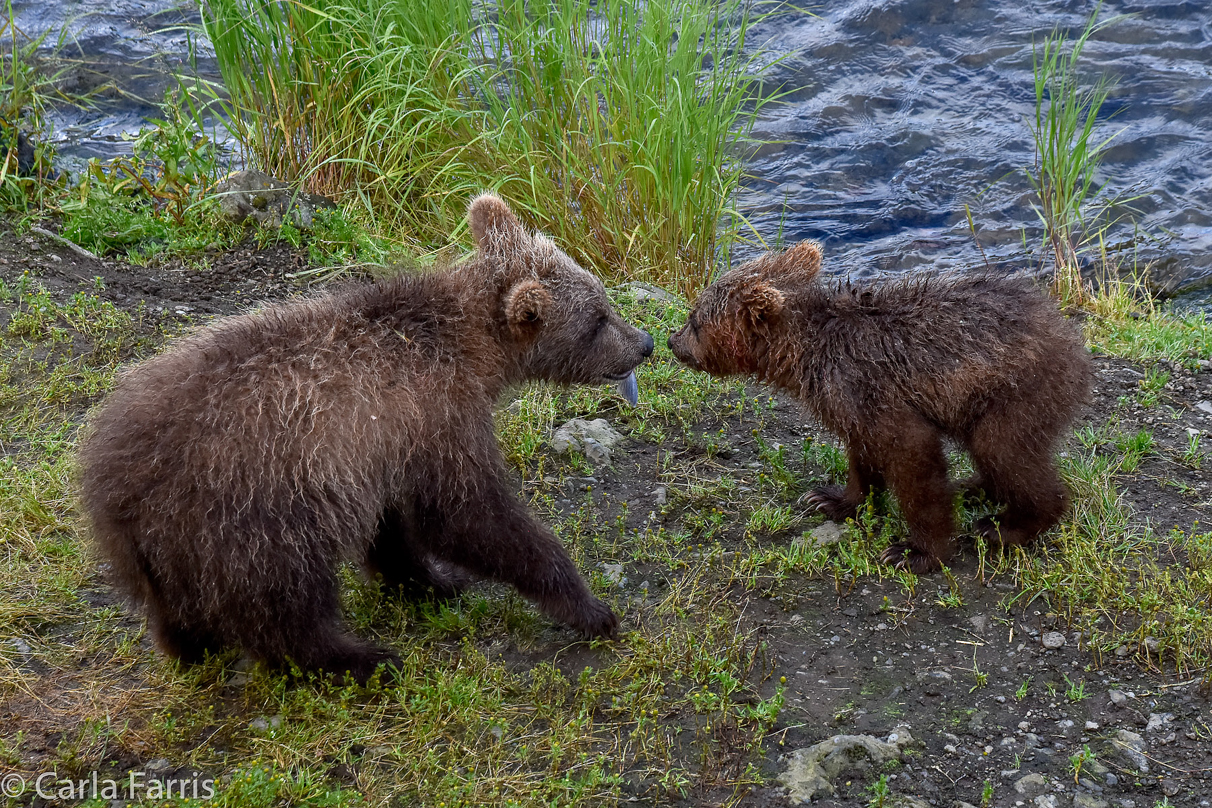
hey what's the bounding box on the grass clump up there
[203,0,772,296]
[1028,5,1125,306]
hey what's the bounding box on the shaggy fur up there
[668,241,1093,574]
[78,195,655,681]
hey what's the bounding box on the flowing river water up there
[11,0,1212,310]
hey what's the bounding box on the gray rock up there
[1145,712,1173,734]
[1195,400,1212,415]
[601,563,626,587]
[1108,689,1128,707]
[1042,631,1067,649]
[1034,797,1060,808]
[551,418,624,464]
[653,486,667,506]
[623,282,678,304]
[1014,773,1051,798]
[778,727,916,802]
[212,169,335,230]
[793,521,845,549]
[1074,796,1108,808]
[968,614,990,634]
[1105,729,1148,773]
[249,715,283,732]
[144,758,172,775]
[9,638,31,655]
[891,798,931,808]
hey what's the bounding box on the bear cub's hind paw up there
[973,516,1034,548]
[801,485,858,522]
[880,543,942,575]
[320,645,402,686]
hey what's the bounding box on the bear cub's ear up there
[469,193,525,251]
[505,279,553,332]
[739,281,785,324]
[766,240,822,281]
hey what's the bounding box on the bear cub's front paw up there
[879,543,942,575]
[801,485,858,522]
[573,598,619,641]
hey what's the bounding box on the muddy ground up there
[1,227,1210,808]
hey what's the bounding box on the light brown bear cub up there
[78,194,654,682]
[668,241,1092,574]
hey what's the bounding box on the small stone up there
[1034,796,1059,808]
[551,418,624,464]
[1108,689,1128,707]
[144,758,172,775]
[1143,636,1160,653]
[968,614,990,634]
[1073,795,1109,808]
[601,563,626,587]
[1115,645,1129,657]
[1145,713,1173,734]
[1105,729,1148,773]
[1085,720,1100,731]
[653,486,667,506]
[1014,773,1049,798]
[1042,631,1066,649]
[1195,400,1212,415]
[1160,779,1180,797]
[795,518,843,549]
[623,281,679,304]
[9,638,31,655]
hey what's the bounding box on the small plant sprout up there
[1016,677,1032,701]
[1070,744,1095,783]
[1182,431,1202,469]
[936,566,964,609]
[1064,673,1088,702]
[866,774,892,808]
[981,779,995,808]
[969,652,989,693]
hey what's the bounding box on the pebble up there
[1108,689,1128,707]
[1041,631,1066,649]
[1085,720,1099,730]
[653,486,667,506]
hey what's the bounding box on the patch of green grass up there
[1028,5,1124,305]
[203,0,774,296]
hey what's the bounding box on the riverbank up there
[1,224,1209,807]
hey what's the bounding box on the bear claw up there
[879,543,942,575]
[801,485,857,521]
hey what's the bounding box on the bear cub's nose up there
[641,331,655,358]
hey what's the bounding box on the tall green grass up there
[1028,6,1122,305]
[201,0,770,296]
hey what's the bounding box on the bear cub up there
[78,194,654,682]
[668,240,1092,573]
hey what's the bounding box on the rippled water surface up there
[743,0,1212,308]
[13,0,1212,308]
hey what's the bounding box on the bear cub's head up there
[467,194,654,389]
[668,240,822,376]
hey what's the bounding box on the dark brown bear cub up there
[78,194,654,682]
[668,241,1092,574]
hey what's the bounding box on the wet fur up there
[669,242,1093,573]
[77,195,653,681]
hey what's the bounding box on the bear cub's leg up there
[968,437,1068,549]
[432,481,618,640]
[367,507,469,600]
[802,444,885,521]
[875,418,956,574]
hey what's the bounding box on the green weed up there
[203,0,773,296]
